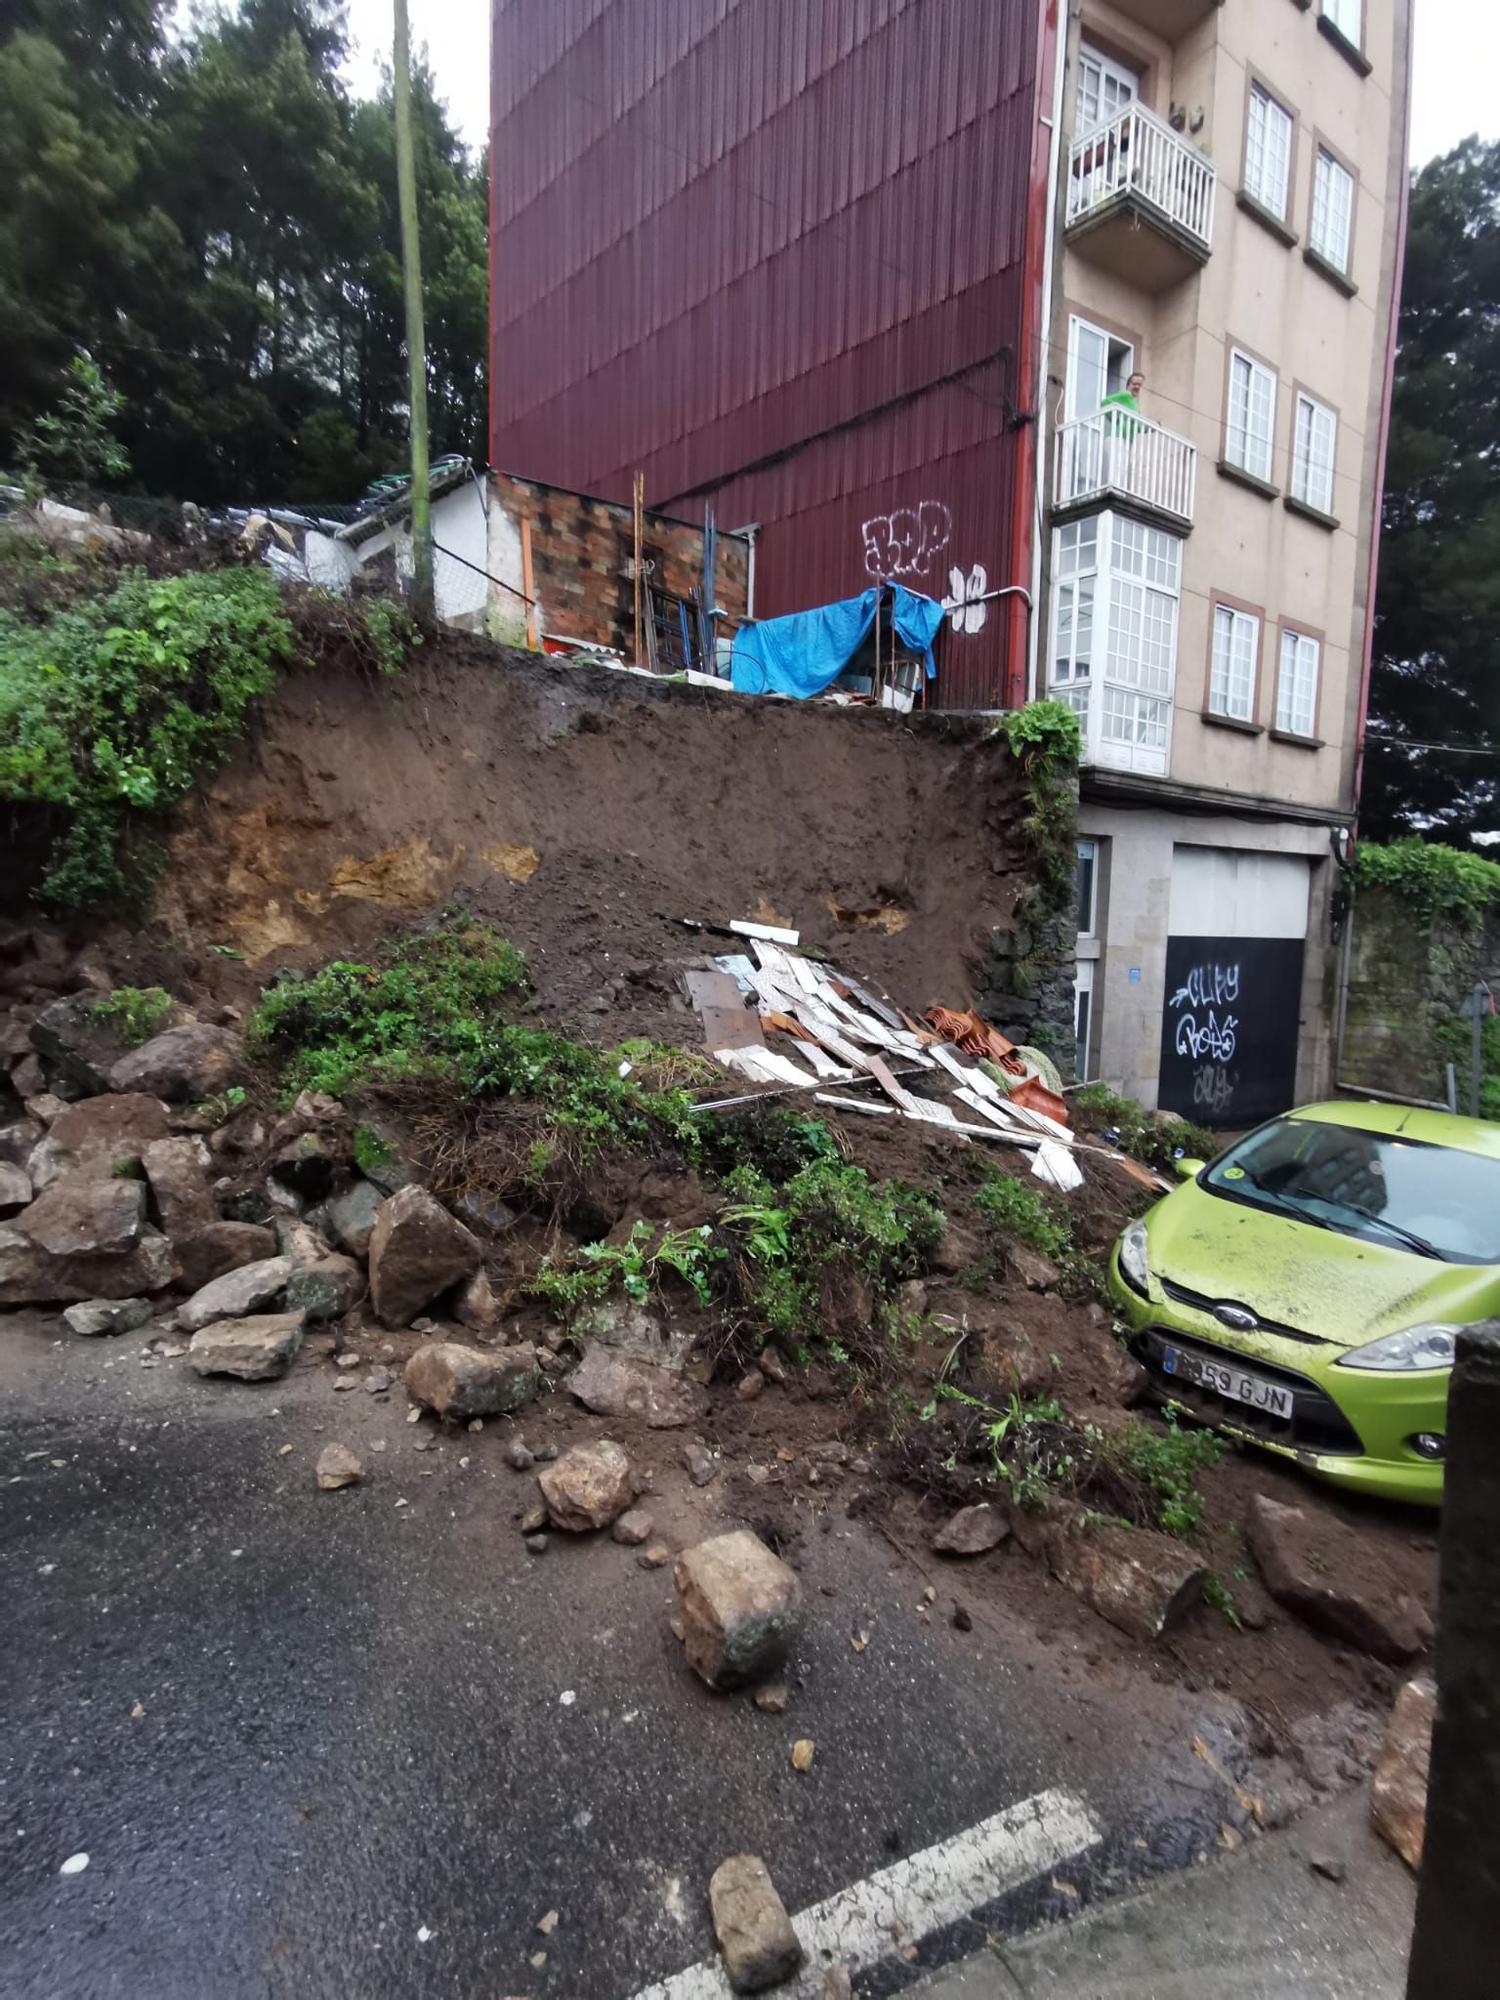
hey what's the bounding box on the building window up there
[1074,960,1094,1084]
[1049,512,1181,777]
[1225,348,1277,483]
[1310,148,1355,272]
[1075,43,1138,136]
[1291,392,1337,515]
[1209,604,1259,721]
[1065,316,1134,420]
[1322,0,1361,45]
[1244,84,1294,220]
[1075,839,1099,936]
[1277,629,1320,736]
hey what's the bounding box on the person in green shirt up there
[1099,370,1146,485]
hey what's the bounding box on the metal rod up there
[392,0,433,622]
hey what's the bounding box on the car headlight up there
[1118,1219,1150,1296]
[1337,1323,1459,1372]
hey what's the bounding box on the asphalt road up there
[1,1315,1256,2000]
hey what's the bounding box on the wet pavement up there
[2,1314,1267,1999]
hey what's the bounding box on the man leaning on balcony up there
[1099,370,1146,487]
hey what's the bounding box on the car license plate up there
[1161,1344,1293,1421]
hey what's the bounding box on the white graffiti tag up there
[1174,1008,1238,1064]
[861,500,952,581]
[1192,1063,1238,1116]
[942,563,989,635]
[1169,961,1241,1011]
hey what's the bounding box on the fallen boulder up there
[1025,1504,1203,1642]
[316,1442,365,1490]
[108,1022,242,1101]
[177,1255,293,1334]
[189,1310,304,1381]
[1370,1675,1435,1870]
[143,1135,216,1238]
[0,1116,43,1167]
[324,1179,381,1259]
[26,1093,171,1192]
[538,1439,636,1531]
[367,1185,481,1327]
[1007,1245,1060,1292]
[63,1297,153,1339]
[932,1502,1011,1556]
[17,1177,147,1258]
[708,1854,804,1994]
[568,1342,707,1429]
[277,1218,363,1323]
[173,1221,278,1294]
[675,1530,802,1689]
[1246,1493,1434,1664]
[0,1220,172,1304]
[404,1340,541,1421]
[451,1267,500,1332]
[28,992,145,1093]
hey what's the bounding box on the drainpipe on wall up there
[1026,0,1069,705]
[1005,0,1063,709]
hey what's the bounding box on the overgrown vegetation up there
[973,1171,1072,1260]
[89,983,170,1047]
[0,566,295,908]
[1072,1083,1217,1173]
[528,1220,722,1316]
[1354,838,1500,925]
[995,700,1083,901]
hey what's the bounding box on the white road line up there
[627,1785,1103,2000]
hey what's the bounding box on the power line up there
[1364,735,1499,757]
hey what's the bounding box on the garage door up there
[1156,848,1310,1127]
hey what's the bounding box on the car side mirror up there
[1174,1156,1206,1181]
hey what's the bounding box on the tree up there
[1364,139,1500,845]
[0,0,488,508]
[23,351,130,492]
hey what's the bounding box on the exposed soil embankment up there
[157,642,1030,1035]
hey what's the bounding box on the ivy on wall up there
[981,701,1082,1062]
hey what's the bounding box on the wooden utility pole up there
[393,0,434,622]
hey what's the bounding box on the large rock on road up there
[675,1531,803,1689]
[1247,1493,1433,1664]
[367,1185,481,1327]
[404,1340,541,1421]
[537,1440,636,1531]
[189,1310,305,1381]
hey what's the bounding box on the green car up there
[1108,1100,1500,1506]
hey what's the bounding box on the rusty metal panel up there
[491,0,1040,709]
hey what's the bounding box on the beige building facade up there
[1040,0,1413,1125]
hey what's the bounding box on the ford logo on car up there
[1213,1303,1258,1332]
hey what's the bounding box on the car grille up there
[1133,1327,1364,1456]
[1159,1276,1328,1346]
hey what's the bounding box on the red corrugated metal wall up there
[490,0,1041,707]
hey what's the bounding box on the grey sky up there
[346,0,1482,166]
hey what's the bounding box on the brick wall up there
[488,471,750,659]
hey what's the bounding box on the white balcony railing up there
[1066,102,1216,254]
[1054,408,1197,523]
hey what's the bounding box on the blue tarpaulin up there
[730,585,944,699]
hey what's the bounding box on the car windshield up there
[1203,1117,1500,1264]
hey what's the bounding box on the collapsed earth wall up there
[150,641,1073,1049]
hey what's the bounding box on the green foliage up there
[89,984,169,1046]
[973,1170,1071,1259]
[352,1122,396,1177]
[528,1220,722,1316]
[720,1155,943,1348]
[247,919,530,1097]
[1354,838,1500,926]
[1202,1572,1244,1630]
[1113,1407,1225,1536]
[0,0,488,504]
[21,351,128,492]
[1437,1013,1500,1120]
[1073,1083,1217,1173]
[0,565,294,908]
[1365,138,1500,844]
[934,1383,1089,1514]
[992,700,1082,904]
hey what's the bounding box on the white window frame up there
[1075,838,1099,937]
[1310,147,1355,273]
[1276,628,1320,738]
[1322,0,1362,46]
[1047,511,1182,778]
[1291,392,1338,516]
[1075,43,1138,137]
[1209,603,1260,722]
[1064,315,1135,421]
[1225,347,1277,485]
[1243,82,1294,221]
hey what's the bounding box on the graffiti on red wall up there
[860,501,951,581]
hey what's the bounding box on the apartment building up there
[489,0,1413,1124]
[1050,0,1411,1125]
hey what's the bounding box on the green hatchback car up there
[1108,1100,1500,1505]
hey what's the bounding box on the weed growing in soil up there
[1110,1406,1225,1534]
[528,1219,722,1315]
[197,1084,247,1127]
[1073,1083,1217,1173]
[1202,1571,1244,1630]
[89,984,171,1047]
[973,1170,1071,1259]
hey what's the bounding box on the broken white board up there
[1031,1138,1084,1192]
[729,919,800,947]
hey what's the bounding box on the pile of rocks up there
[0,949,512,1386]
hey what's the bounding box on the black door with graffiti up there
[1157,936,1306,1128]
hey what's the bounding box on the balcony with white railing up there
[1066,102,1216,290]
[1054,408,1197,527]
